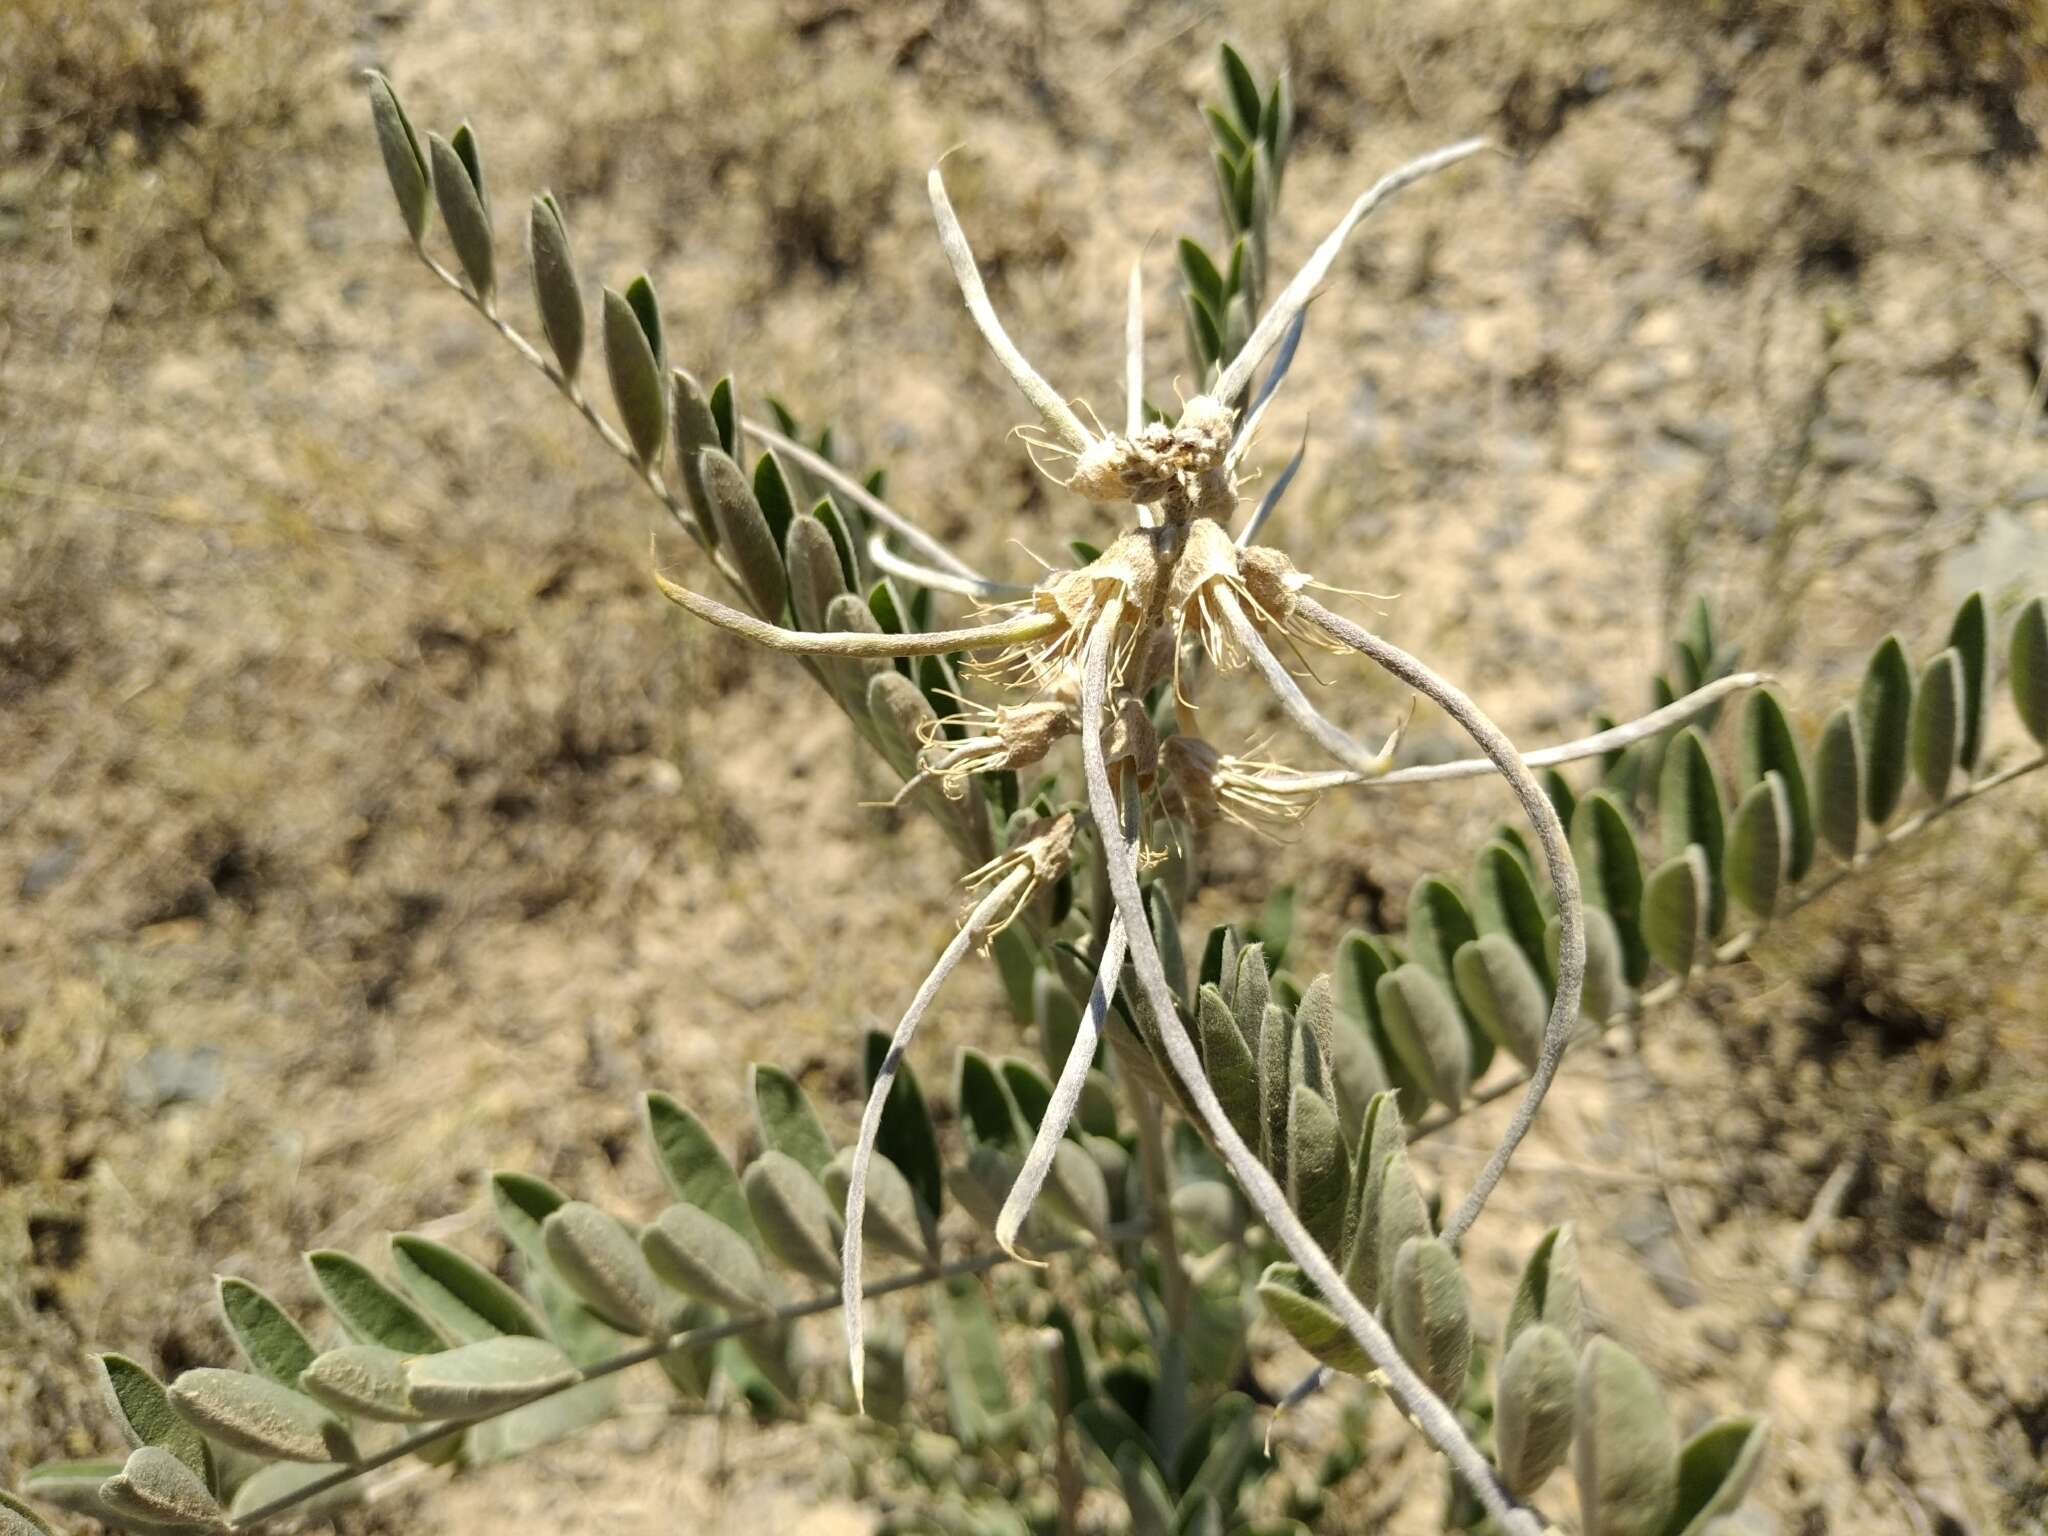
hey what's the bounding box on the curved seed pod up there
[751,1063,834,1182]
[527,192,583,382]
[392,1234,544,1341]
[306,1251,443,1354]
[602,284,667,467]
[2013,596,2048,746]
[1388,1237,1471,1406]
[1642,846,1710,977]
[1494,1322,1577,1497]
[1572,790,1649,985]
[743,1150,843,1285]
[1575,1337,1679,1536]
[642,1201,776,1314]
[1452,933,1547,1070]
[1910,648,1964,803]
[98,1447,224,1533]
[97,1353,215,1492]
[698,448,789,620]
[1254,1263,1368,1375]
[1506,1224,1585,1351]
[825,1146,934,1263]
[1668,1416,1770,1535]
[786,513,848,633]
[1658,729,1727,934]
[1726,773,1789,920]
[216,1278,318,1392]
[404,1337,578,1418]
[1856,635,1913,824]
[1286,1084,1347,1260]
[299,1344,422,1421]
[541,1202,670,1336]
[364,72,429,246]
[167,1369,356,1464]
[1374,964,1470,1111]
[1735,689,1815,882]
[1813,704,1861,860]
[1471,839,1552,990]
[1945,591,1989,771]
[427,129,493,307]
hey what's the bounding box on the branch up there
[1296,599,1582,1245]
[1073,600,1542,1536]
[1220,587,1396,776]
[867,534,1032,602]
[652,568,1059,657]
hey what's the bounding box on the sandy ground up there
[5,1,2048,1531]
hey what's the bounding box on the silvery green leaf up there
[23,1459,123,1520]
[225,1462,359,1523]
[1231,941,1270,1049]
[1667,1416,1770,1535]
[1295,972,1335,1068]
[819,592,888,719]
[957,1048,1028,1155]
[1658,729,1727,934]
[1910,648,1964,803]
[1035,968,1083,1078]
[1575,1337,1679,1536]
[298,1344,421,1421]
[641,1201,775,1312]
[1202,923,1239,996]
[1735,690,1815,882]
[1255,1263,1368,1374]
[1046,1138,1111,1240]
[1408,875,1490,1076]
[1725,774,1789,920]
[742,1150,843,1285]
[2012,596,2048,746]
[813,496,862,590]
[988,924,1038,1024]
[644,1091,755,1240]
[1472,840,1553,990]
[1218,43,1264,142]
[1179,236,1226,312]
[541,1202,670,1336]
[863,1027,946,1223]
[1000,1055,1055,1127]
[1257,1001,1294,1180]
[1372,1142,1433,1311]
[669,370,722,531]
[784,512,847,633]
[97,1354,214,1493]
[708,375,739,457]
[391,1233,544,1342]
[1812,704,1861,860]
[1336,931,1428,1123]
[1287,1084,1347,1260]
[1197,983,1261,1148]
[936,1276,1015,1450]
[364,72,429,246]
[404,1337,577,1419]
[526,192,583,382]
[1543,768,1578,833]
[1495,1322,1577,1497]
[602,284,666,467]
[1388,1237,1470,1404]
[166,1369,355,1464]
[1944,591,1990,770]
[306,1251,444,1354]
[825,1145,933,1264]
[490,1169,569,1272]
[1855,635,1914,824]
[1642,847,1710,977]
[1374,964,1471,1111]
[1551,897,1631,1025]
[752,450,797,556]
[98,1447,223,1533]
[1451,933,1547,1071]
[1572,790,1650,985]
[1506,1224,1584,1351]
[427,130,493,306]
[698,447,788,620]
[1204,105,1249,159]
[1118,1444,1176,1536]
[215,1278,317,1394]
[750,1063,834,1182]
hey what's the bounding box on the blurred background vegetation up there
[4,1,2046,1532]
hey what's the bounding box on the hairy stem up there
[866,535,1032,601]
[1295,598,1582,1246]
[652,569,1059,657]
[1075,599,1539,1536]
[1234,425,1307,548]
[1220,587,1391,775]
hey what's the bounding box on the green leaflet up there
[956,1048,1028,1155]
[1471,839,1553,991]
[1341,1091,1402,1305]
[429,126,494,306]
[708,375,739,458]
[1664,1416,1770,1536]
[1257,1002,1294,1183]
[751,450,797,557]
[1035,967,1084,1079]
[1286,1084,1347,1261]
[1119,1442,1176,1536]
[1945,590,1989,771]
[540,1202,671,1336]
[1735,689,1816,882]
[750,1063,834,1183]
[391,1233,545,1342]
[21,1459,123,1521]
[1407,875,1491,1078]
[166,1368,356,1464]
[934,1274,1012,1450]
[1575,1337,1679,1536]
[2013,596,2048,746]
[299,1344,422,1422]
[216,1277,318,1393]
[1910,648,1964,803]
[0,1493,54,1536]
[1642,847,1709,978]
[1725,774,1788,920]
[1231,941,1271,1050]
[1254,1263,1367,1375]
[97,1446,223,1533]
[1812,704,1861,861]
[742,1150,843,1286]
[1178,236,1226,311]
[824,1146,933,1264]
[404,1337,578,1419]
[226,1463,359,1523]
[97,1353,215,1494]
[1388,1237,1470,1405]
[1572,790,1649,985]
[1495,1323,1578,1497]
[1374,964,1471,1112]
[602,284,667,466]
[306,1250,444,1354]
[669,369,723,531]
[528,192,583,382]
[1658,729,1726,936]
[1452,933,1548,1071]
[863,1028,946,1225]
[1371,1144,1433,1313]
[1506,1224,1584,1351]
[643,1091,754,1239]
[642,1200,775,1314]
[364,72,429,246]
[1197,983,1261,1148]
[490,1168,570,1272]
[1550,903,1631,1025]
[784,512,847,634]
[1334,931,1421,1127]
[1855,634,1914,824]
[698,447,788,619]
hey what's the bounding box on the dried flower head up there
[1159,734,1321,836]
